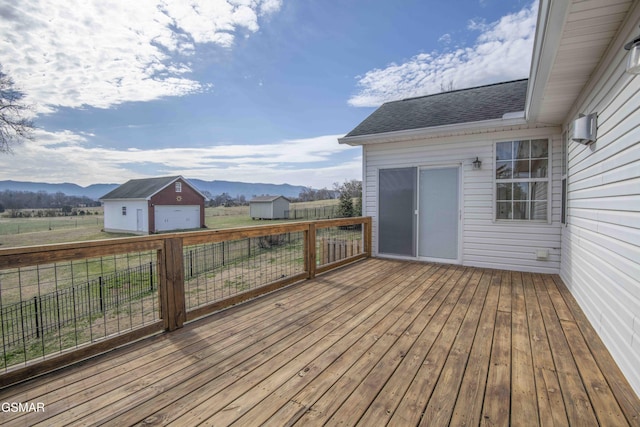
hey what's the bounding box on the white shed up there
[249,195,290,220]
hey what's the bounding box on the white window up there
[122,206,127,215]
[175,182,182,192]
[495,139,549,221]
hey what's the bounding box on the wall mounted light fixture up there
[624,27,640,74]
[472,157,482,170]
[571,113,597,145]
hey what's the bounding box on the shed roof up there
[344,79,528,138]
[100,176,204,200]
[250,195,290,203]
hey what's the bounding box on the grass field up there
[0,199,341,249]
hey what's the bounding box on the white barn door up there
[154,205,200,232]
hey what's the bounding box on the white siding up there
[103,200,148,234]
[272,198,290,219]
[250,202,269,219]
[560,6,640,396]
[364,127,563,273]
[250,198,290,219]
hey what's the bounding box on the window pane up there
[497,183,512,200]
[513,160,530,178]
[514,140,530,159]
[561,178,567,224]
[530,201,547,220]
[530,182,547,200]
[531,139,548,158]
[513,202,529,219]
[496,142,512,161]
[496,161,512,179]
[514,182,529,200]
[531,158,547,178]
[379,168,417,256]
[562,134,567,176]
[497,202,511,219]
[494,139,550,221]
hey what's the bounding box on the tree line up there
[0,190,100,214]
[1,179,363,218]
[204,180,362,211]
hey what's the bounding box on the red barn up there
[100,176,206,234]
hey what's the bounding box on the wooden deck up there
[0,258,638,426]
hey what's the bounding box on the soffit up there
[533,0,633,125]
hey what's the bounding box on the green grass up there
[0,200,343,248]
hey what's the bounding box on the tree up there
[334,179,362,218]
[439,80,455,93]
[354,196,362,216]
[0,65,35,153]
[335,179,362,199]
[337,190,354,218]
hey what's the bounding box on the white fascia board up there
[148,175,207,201]
[100,198,148,202]
[525,0,570,124]
[338,115,528,146]
[179,176,209,200]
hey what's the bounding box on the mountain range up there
[0,179,307,200]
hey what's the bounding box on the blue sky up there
[0,0,537,189]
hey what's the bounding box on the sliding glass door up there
[379,166,460,262]
[418,167,459,260]
[378,168,416,257]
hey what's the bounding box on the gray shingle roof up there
[100,176,182,200]
[344,79,528,138]
[250,195,290,203]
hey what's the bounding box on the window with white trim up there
[122,206,127,215]
[175,182,182,192]
[495,139,549,221]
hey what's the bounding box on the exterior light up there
[624,30,640,75]
[472,157,482,170]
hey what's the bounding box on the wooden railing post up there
[364,217,372,257]
[159,237,186,331]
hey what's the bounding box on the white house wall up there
[103,200,148,234]
[364,127,563,273]
[560,7,640,396]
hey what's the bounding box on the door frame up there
[416,163,463,264]
[136,209,144,233]
[375,162,463,264]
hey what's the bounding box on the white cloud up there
[0,0,281,112]
[0,130,361,188]
[348,1,537,107]
[438,33,452,45]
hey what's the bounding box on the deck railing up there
[0,217,371,387]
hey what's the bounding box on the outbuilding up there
[100,176,206,234]
[249,195,290,220]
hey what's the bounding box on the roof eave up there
[338,114,528,146]
[525,0,570,124]
[147,176,208,201]
[99,197,149,202]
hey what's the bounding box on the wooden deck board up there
[0,258,638,427]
